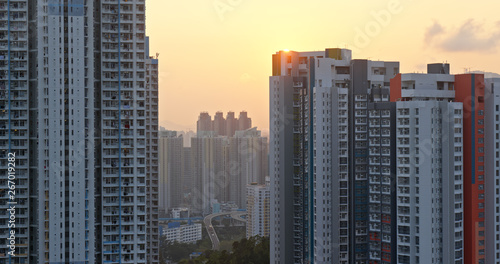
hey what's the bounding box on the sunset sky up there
[146,0,500,134]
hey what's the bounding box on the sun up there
[283,49,290,52]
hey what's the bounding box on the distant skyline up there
[146,0,500,132]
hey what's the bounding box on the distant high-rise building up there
[197,112,212,134]
[228,127,268,209]
[191,133,228,214]
[182,147,193,199]
[196,111,253,137]
[213,111,226,136]
[226,111,237,137]
[238,111,252,131]
[246,180,270,238]
[178,130,196,147]
[159,131,184,211]
[161,126,267,215]
[0,1,159,263]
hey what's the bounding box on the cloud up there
[424,21,444,43]
[425,20,500,52]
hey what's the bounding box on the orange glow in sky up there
[146,0,500,134]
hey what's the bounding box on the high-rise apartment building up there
[0,1,159,263]
[228,127,268,209]
[213,111,226,136]
[485,78,500,264]
[270,49,323,264]
[159,131,184,211]
[191,133,228,214]
[394,100,463,264]
[226,111,237,137]
[270,48,399,264]
[390,69,464,264]
[349,59,399,263]
[312,54,351,264]
[145,45,160,264]
[197,112,212,133]
[366,102,397,264]
[455,73,485,264]
[246,181,270,238]
[238,111,252,131]
[0,0,29,262]
[196,111,252,137]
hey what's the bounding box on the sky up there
[146,0,500,134]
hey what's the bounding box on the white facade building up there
[395,101,463,264]
[394,73,464,264]
[312,66,350,264]
[246,182,270,238]
[163,223,202,244]
[270,48,400,264]
[485,78,500,264]
[0,1,159,263]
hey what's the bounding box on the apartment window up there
[479,110,484,116]
[478,129,484,134]
[478,119,484,125]
[478,147,484,153]
[478,175,484,181]
[478,138,484,144]
[479,184,484,190]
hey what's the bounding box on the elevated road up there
[203,211,247,250]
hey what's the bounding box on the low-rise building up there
[163,222,202,244]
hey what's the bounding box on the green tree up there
[184,236,270,264]
[160,240,199,263]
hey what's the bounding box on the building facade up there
[270,48,401,264]
[246,182,270,238]
[163,222,202,244]
[196,111,252,137]
[191,133,228,214]
[159,131,184,211]
[390,69,464,263]
[0,1,159,263]
[229,127,268,209]
[485,78,500,264]
[455,73,485,264]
